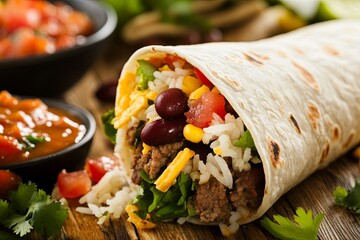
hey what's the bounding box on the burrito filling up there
[113,54,265,233]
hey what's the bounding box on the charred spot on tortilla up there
[248,51,269,60]
[211,70,241,90]
[307,102,321,130]
[323,45,340,56]
[293,47,304,56]
[332,125,341,142]
[289,114,301,134]
[243,53,263,65]
[277,50,287,58]
[292,61,320,93]
[268,138,281,168]
[343,131,355,149]
[320,138,331,164]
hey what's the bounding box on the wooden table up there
[30,39,360,240]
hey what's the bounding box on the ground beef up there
[130,141,186,184]
[130,144,146,184]
[126,125,137,146]
[194,177,231,223]
[144,141,185,179]
[229,164,265,209]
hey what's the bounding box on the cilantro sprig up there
[0,182,68,238]
[261,207,325,240]
[333,181,360,214]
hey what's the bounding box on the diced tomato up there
[0,170,22,199]
[0,135,22,160]
[85,156,117,183]
[185,91,226,128]
[57,170,91,198]
[194,68,214,88]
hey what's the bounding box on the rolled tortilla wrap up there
[112,19,360,231]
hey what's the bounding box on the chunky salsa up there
[0,0,93,59]
[0,91,86,165]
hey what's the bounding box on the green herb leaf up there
[26,135,46,144]
[101,109,117,145]
[32,201,68,236]
[260,207,325,240]
[0,200,10,223]
[139,170,156,183]
[134,172,196,222]
[234,130,255,149]
[0,182,68,238]
[136,59,156,90]
[333,181,360,214]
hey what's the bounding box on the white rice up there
[76,167,139,224]
[149,61,193,93]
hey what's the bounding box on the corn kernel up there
[214,147,222,155]
[159,64,171,71]
[126,205,156,229]
[189,85,210,100]
[155,148,195,192]
[211,87,220,94]
[142,143,152,155]
[183,124,204,143]
[182,76,202,95]
[146,91,158,101]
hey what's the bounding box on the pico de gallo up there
[0,91,86,165]
[0,0,93,59]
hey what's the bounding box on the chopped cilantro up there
[21,135,46,151]
[136,60,156,90]
[101,109,117,145]
[333,181,360,214]
[261,207,324,240]
[0,182,68,238]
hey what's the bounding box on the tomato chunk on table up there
[57,170,91,198]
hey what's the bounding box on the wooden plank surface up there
[30,40,360,240]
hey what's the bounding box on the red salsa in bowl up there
[0,0,93,59]
[0,91,86,165]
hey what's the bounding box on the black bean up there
[155,88,188,119]
[141,118,186,146]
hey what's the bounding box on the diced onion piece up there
[155,148,195,192]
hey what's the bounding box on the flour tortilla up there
[114,19,360,224]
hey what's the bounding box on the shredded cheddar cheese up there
[142,143,152,155]
[146,91,158,101]
[155,148,195,192]
[113,88,149,129]
[126,205,156,229]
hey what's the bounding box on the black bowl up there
[0,98,96,192]
[0,0,117,97]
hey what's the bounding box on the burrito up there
[110,19,360,234]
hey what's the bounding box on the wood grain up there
[29,41,360,240]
